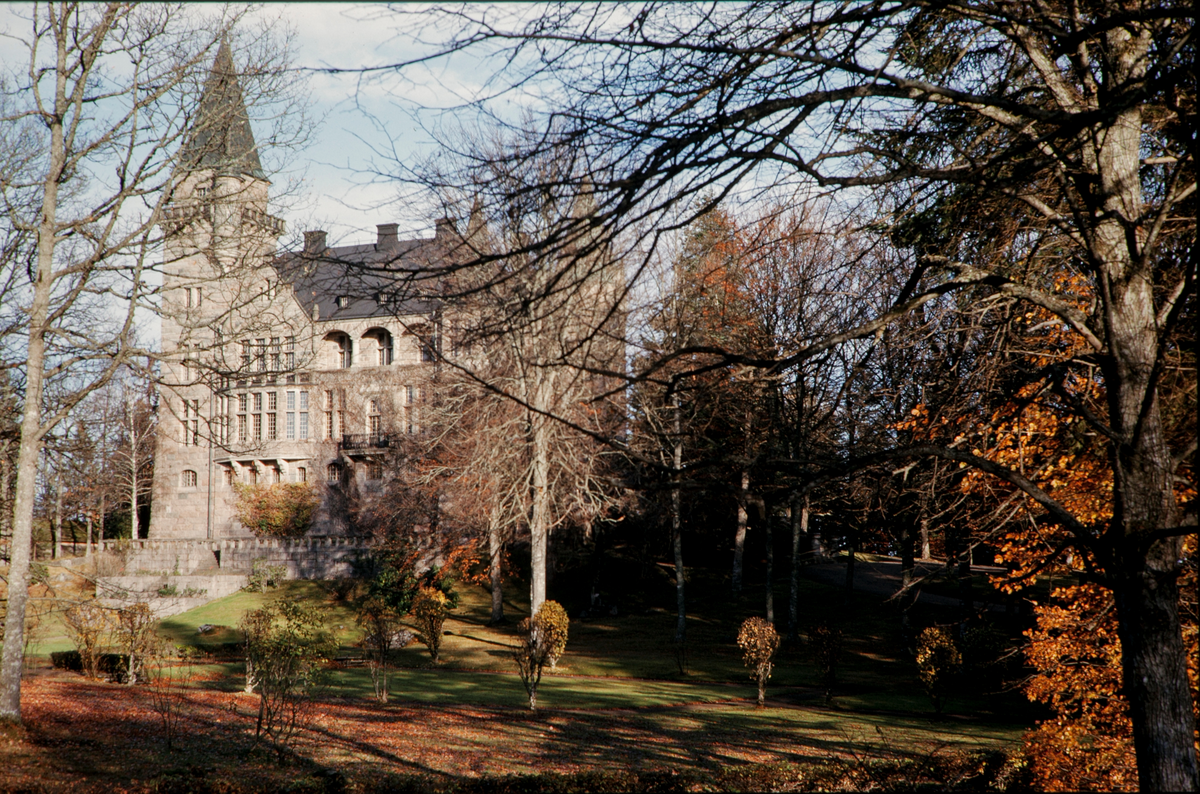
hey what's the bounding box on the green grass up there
[133,568,1034,724]
[8,556,1040,737]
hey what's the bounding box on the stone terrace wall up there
[102,536,369,579]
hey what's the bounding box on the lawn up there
[1,560,1037,791]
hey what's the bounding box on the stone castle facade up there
[147,43,457,543]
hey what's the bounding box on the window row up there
[240,337,296,373]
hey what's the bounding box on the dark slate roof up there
[178,40,265,180]
[274,229,456,322]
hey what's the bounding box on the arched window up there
[296,466,307,483]
[182,470,198,488]
[326,463,340,484]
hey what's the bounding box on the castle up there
[146,42,458,556]
[139,44,622,584]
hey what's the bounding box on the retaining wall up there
[101,536,370,579]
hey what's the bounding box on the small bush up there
[240,601,336,758]
[156,583,178,597]
[737,617,780,707]
[113,603,158,685]
[246,558,288,593]
[537,600,569,668]
[511,601,572,711]
[355,594,405,702]
[917,626,962,714]
[412,585,450,663]
[808,619,843,704]
[62,602,113,680]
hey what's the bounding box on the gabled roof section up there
[178,40,265,180]
[274,228,458,322]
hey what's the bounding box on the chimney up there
[303,230,327,255]
[434,217,456,240]
[376,223,399,249]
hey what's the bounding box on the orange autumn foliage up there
[896,267,1197,787]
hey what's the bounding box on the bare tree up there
[110,369,157,541]
[367,3,1197,786]
[0,3,306,726]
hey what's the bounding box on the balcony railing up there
[339,433,392,452]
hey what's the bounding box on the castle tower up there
[149,40,285,541]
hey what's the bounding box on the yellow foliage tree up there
[233,482,320,538]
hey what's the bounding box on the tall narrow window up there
[248,467,258,486]
[337,390,346,438]
[270,337,281,370]
[241,341,250,371]
[285,336,295,370]
[324,390,334,440]
[338,335,352,368]
[286,390,296,440]
[267,392,277,440]
[326,463,339,484]
[182,399,200,446]
[299,391,309,440]
[368,398,381,440]
[255,339,267,372]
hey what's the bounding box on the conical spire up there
[178,39,265,179]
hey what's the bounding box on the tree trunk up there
[488,516,504,624]
[731,468,749,595]
[919,517,930,561]
[1091,25,1195,784]
[672,401,685,644]
[53,458,63,559]
[764,500,774,624]
[787,493,808,641]
[528,390,551,615]
[844,526,857,595]
[85,513,93,557]
[128,397,140,541]
[0,112,61,721]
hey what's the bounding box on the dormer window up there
[336,295,350,309]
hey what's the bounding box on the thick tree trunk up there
[1089,24,1196,785]
[731,469,749,594]
[0,119,60,721]
[85,513,93,558]
[1113,561,1196,792]
[919,517,930,561]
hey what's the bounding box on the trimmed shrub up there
[737,617,780,707]
[917,626,962,714]
[537,600,569,668]
[412,585,450,663]
[808,619,843,704]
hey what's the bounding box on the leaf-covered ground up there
[2,670,1023,793]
